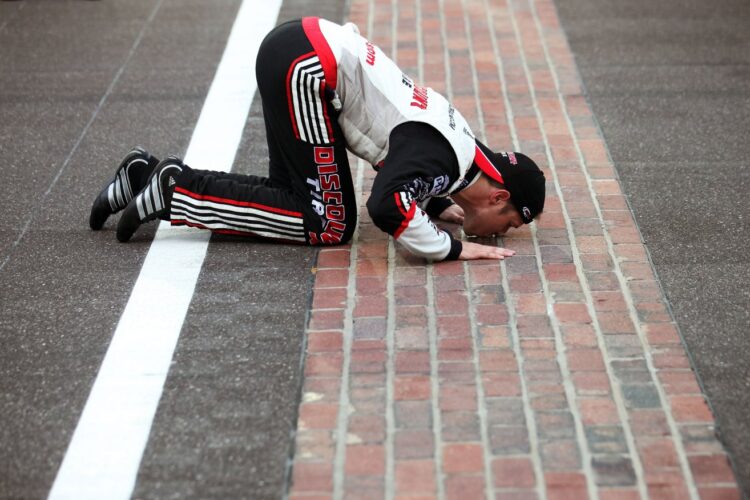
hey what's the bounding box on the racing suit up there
[171,17,485,260]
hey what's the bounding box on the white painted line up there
[48,1,281,498]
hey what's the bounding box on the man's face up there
[463,200,523,237]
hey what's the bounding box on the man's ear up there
[490,189,511,204]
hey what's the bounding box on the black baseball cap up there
[474,142,546,224]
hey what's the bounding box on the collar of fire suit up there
[448,162,482,195]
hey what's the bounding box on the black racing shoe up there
[89,147,160,230]
[116,156,184,243]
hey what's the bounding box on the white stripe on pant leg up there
[47,1,281,498]
[171,192,305,225]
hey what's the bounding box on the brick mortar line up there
[525,0,704,495]
[503,0,603,496]
[479,0,547,494]
[434,1,456,496]
[385,0,399,495]
[458,0,507,495]
[331,157,366,500]
[427,267,448,500]
[505,1,650,494]
[415,2,447,498]
[385,241,397,500]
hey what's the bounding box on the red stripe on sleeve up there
[302,17,338,89]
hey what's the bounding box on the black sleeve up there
[366,122,463,261]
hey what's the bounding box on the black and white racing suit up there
[170,17,488,261]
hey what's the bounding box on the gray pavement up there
[554,0,750,492]
[0,0,343,498]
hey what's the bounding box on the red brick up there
[479,350,517,372]
[395,375,432,400]
[439,384,477,411]
[396,286,428,306]
[316,248,350,268]
[395,429,434,459]
[357,276,387,296]
[645,470,689,499]
[445,474,485,500]
[697,486,741,500]
[591,291,627,311]
[554,303,591,324]
[437,315,471,338]
[579,397,619,425]
[312,287,348,309]
[543,263,578,282]
[348,414,386,444]
[304,353,343,376]
[514,294,546,314]
[611,243,647,262]
[395,460,437,493]
[291,462,333,493]
[299,403,338,430]
[357,258,388,277]
[567,348,605,372]
[637,437,679,469]
[544,472,588,500]
[438,337,473,360]
[443,443,484,474]
[308,309,344,330]
[476,304,509,325]
[561,323,598,346]
[658,370,701,395]
[629,409,670,437]
[345,444,385,475]
[653,347,692,369]
[597,489,640,500]
[436,291,469,315]
[306,331,343,353]
[355,295,388,316]
[315,268,350,288]
[482,373,521,397]
[295,429,334,462]
[597,311,636,334]
[302,377,340,400]
[480,325,511,348]
[689,454,736,484]
[492,457,535,488]
[644,322,681,345]
[395,350,431,374]
[670,396,714,423]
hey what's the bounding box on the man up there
[89,17,545,261]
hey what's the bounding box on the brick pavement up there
[288,0,741,498]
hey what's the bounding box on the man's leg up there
[168,18,357,246]
[116,19,357,245]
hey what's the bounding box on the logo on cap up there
[522,206,531,220]
[500,152,518,165]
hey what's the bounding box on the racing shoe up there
[116,156,184,243]
[89,147,160,230]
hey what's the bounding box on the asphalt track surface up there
[0,0,748,499]
[0,0,344,498]
[554,0,750,492]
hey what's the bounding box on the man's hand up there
[458,241,516,260]
[438,203,464,224]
